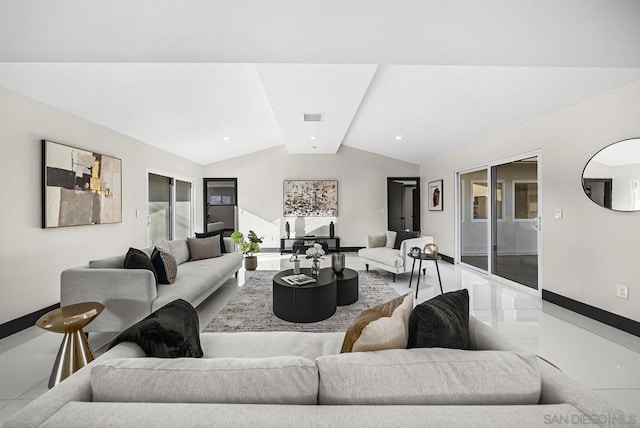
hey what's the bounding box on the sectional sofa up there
[4,316,627,428]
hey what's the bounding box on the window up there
[147,172,194,246]
[513,181,538,220]
[471,181,504,221]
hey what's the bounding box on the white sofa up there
[358,233,434,281]
[4,317,626,428]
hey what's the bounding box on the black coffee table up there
[273,268,337,323]
[336,268,358,306]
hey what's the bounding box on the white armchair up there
[358,233,434,282]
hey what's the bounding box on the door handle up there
[532,217,541,231]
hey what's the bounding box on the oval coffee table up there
[273,268,337,323]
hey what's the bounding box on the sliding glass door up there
[147,172,194,246]
[458,154,541,291]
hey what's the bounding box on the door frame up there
[455,150,543,296]
[387,177,421,232]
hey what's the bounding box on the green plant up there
[230,230,263,257]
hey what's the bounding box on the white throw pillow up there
[351,293,413,352]
[385,231,397,249]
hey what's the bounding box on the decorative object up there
[340,293,413,353]
[285,221,290,238]
[289,251,301,275]
[231,230,263,271]
[409,246,422,257]
[42,140,122,228]
[283,180,338,216]
[204,270,398,333]
[36,301,104,387]
[407,289,470,350]
[306,243,325,276]
[582,137,640,211]
[329,221,335,238]
[423,243,439,256]
[428,179,443,211]
[331,253,345,274]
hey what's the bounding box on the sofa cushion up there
[408,289,470,350]
[195,230,227,253]
[168,239,190,265]
[124,248,158,284]
[393,230,420,249]
[317,348,541,405]
[341,294,412,353]
[384,230,397,248]
[358,247,403,268]
[88,254,125,268]
[367,233,386,248]
[187,236,222,261]
[108,299,203,358]
[151,248,178,284]
[91,356,318,405]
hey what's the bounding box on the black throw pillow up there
[108,299,203,358]
[194,231,227,253]
[407,289,470,350]
[124,247,158,285]
[393,230,420,250]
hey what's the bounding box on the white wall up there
[203,145,419,249]
[0,87,204,325]
[421,79,640,322]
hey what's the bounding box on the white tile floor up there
[1,252,639,424]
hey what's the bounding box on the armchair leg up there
[392,273,396,282]
[365,264,369,272]
[422,268,426,276]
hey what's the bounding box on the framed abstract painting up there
[283,180,338,216]
[42,140,122,228]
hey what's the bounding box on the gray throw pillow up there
[151,248,178,284]
[187,236,222,261]
[407,289,470,350]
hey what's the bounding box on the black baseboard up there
[439,253,454,264]
[542,290,640,338]
[0,303,60,340]
[340,246,363,252]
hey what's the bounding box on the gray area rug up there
[204,270,399,333]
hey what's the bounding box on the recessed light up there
[310,136,317,140]
[395,136,403,141]
[311,146,317,149]
[223,136,231,141]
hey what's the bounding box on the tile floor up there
[1,252,639,424]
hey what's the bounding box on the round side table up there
[36,302,104,388]
[408,253,443,298]
[336,268,359,306]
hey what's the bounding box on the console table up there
[280,236,340,254]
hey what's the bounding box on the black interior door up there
[387,180,405,231]
[412,188,420,231]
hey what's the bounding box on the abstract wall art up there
[42,140,122,228]
[283,180,338,217]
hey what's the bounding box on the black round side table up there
[336,268,359,306]
[408,253,443,298]
[273,268,337,323]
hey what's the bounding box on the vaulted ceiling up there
[1,0,639,165]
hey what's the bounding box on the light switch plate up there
[554,208,563,219]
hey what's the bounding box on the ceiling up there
[1,0,639,165]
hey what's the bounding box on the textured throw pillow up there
[151,248,178,284]
[195,231,227,253]
[384,231,397,249]
[107,299,203,358]
[341,293,413,353]
[393,230,420,250]
[407,289,470,350]
[187,236,222,261]
[124,247,158,285]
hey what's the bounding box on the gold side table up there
[36,302,104,388]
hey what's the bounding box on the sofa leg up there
[392,273,396,282]
[365,264,369,272]
[235,271,238,279]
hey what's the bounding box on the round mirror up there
[582,138,640,211]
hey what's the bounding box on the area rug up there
[203,270,399,333]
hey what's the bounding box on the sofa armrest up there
[367,234,387,248]
[223,237,236,252]
[400,236,434,269]
[61,268,157,332]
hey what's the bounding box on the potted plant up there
[231,230,263,271]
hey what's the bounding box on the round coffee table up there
[336,268,359,306]
[273,268,337,323]
[36,302,104,388]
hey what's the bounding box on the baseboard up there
[0,303,60,340]
[341,246,363,252]
[542,290,640,338]
[439,253,454,264]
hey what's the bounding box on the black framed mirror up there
[582,138,640,211]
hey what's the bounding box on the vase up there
[329,221,335,238]
[311,258,320,276]
[244,256,257,271]
[293,259,300,275]
[331,253,345,274]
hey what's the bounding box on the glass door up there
[148,173,171,246]
[459,169,489,271]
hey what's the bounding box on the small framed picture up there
[428,180,443,211]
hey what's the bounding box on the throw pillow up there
[151,248,178,284]
[393,230,420,250]
[407,289,470,350]
[384,231,397,249]
[187,236,222,261]
[124,247,158,285]
[341,293,413,353]
[195,230,227,253]
[107,299,203,358]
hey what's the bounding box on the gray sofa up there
[60,237,243,332]
[4,317,629,428]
